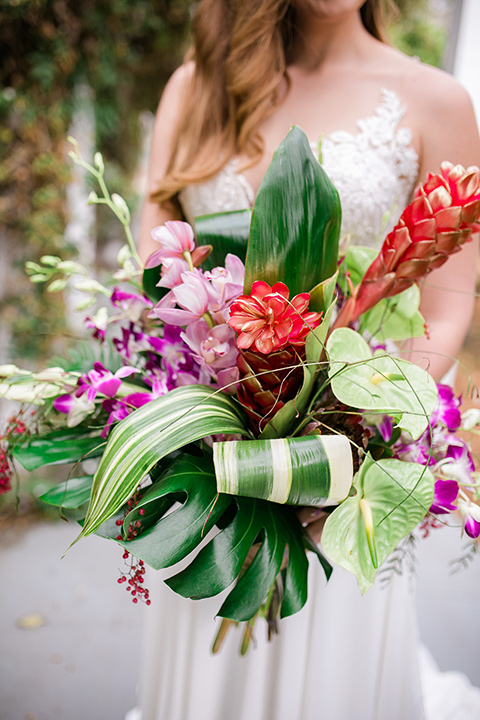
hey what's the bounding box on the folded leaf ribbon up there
[213,434,353,506]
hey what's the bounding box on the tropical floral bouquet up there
[2,128,480,649]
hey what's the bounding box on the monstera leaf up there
[100,453,315,622]
[74,385,250,544]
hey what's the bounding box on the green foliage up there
[1,0,191,361]
[390,0,447,67]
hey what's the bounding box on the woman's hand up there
[297,507,329,546]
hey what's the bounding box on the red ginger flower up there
[228,281,322,354]
[335,161,480,328]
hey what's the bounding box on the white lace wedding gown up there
[130,89,480,720]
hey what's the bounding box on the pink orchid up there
[181,319,239,377]
[228,281,323,354]
[205,254,245,312]
[148,221,195,266]
[151,270,212,326]
[157,257,190,289]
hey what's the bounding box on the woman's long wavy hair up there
[153,0,397,206]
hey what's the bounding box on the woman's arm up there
[138,64,193,263]
[405,70,480,381]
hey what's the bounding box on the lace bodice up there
[179,88,419,248]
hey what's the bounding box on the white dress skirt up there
[130,89,480,720]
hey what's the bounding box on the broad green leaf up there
[195,209,251,268]
[322,455,434,592]
[40,476,93,509]
[213,434,352,505]
[326,328,438,439]
[99,453,311,621]
[344,245,377,285]
[244,126,341,296]
[359,284,425,342]
[142,263,168,303]
[309,272,338,315]
[166,494,309,621]
[113,454,232,568]
[75,385,250,542]
[14,428,105,471]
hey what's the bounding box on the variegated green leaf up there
[74,385,250,543]
[213,434,353,505]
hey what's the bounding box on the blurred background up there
[1,1,479,719]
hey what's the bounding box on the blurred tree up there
[392,0,448,67]
[0,0,191,360]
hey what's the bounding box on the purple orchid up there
[53,393,96,427]
[458,499,480,539]
[76,362,138,402]
[439,441,476,486]
[432,384,462,431]
[430,479,459,514]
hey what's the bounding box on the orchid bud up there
[40,255,61,267]
[94,152,105,173]
[88,191,99,204]
[0,364,24,378]
[73,278,109,295]
[112,193,130,223]
[458,499,480,539]
[47,278,69,293]
[461,408,480,431]
[33,368,72,383]
[75,296,97,311]
[117,244,131,266]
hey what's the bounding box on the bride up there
[134,1,480,718]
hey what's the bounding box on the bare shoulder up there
[158,61,195,109]
[373,44,472,112]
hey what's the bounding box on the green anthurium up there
[321,455,434,593]
[326,328,438,439]
[244,126,341,296]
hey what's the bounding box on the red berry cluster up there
[418,514,443,539]
[115,492,150,605]
[0,411,29,496]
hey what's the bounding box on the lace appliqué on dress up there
[179,88,419,250]
[321,88,419,248]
